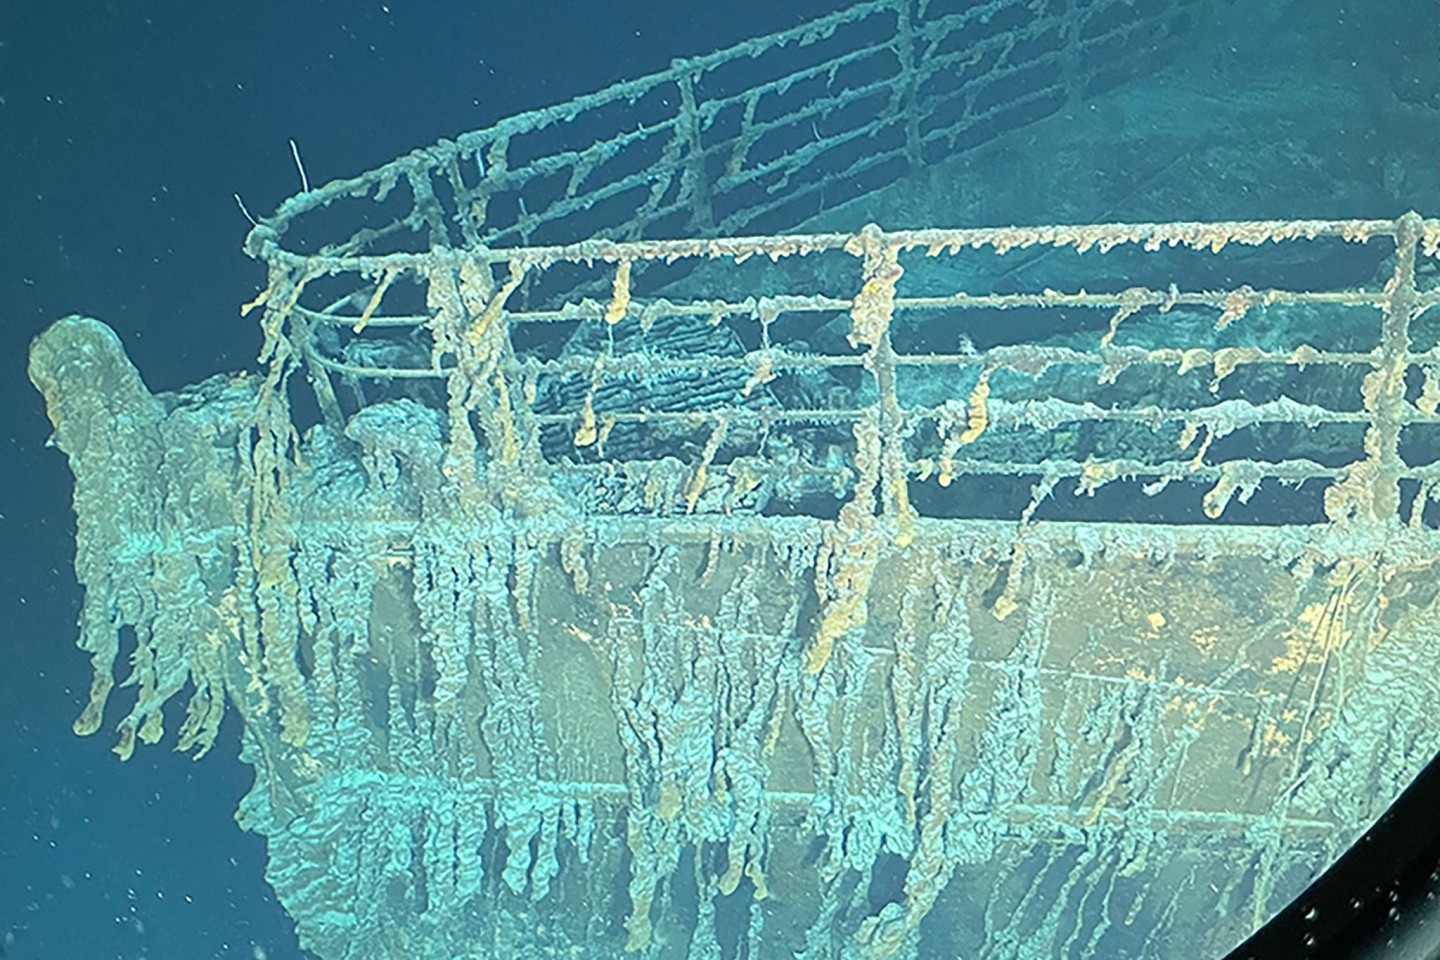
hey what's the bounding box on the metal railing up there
[246,214,1440,535]
[245,0,1219,255]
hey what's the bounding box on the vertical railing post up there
[893,0,924,173]
[674,69,716,235]
[1371,211,1423,522]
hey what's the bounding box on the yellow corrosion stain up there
[959,368,991,443]
[1190,626,1219,655]
[656,780,682,821]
